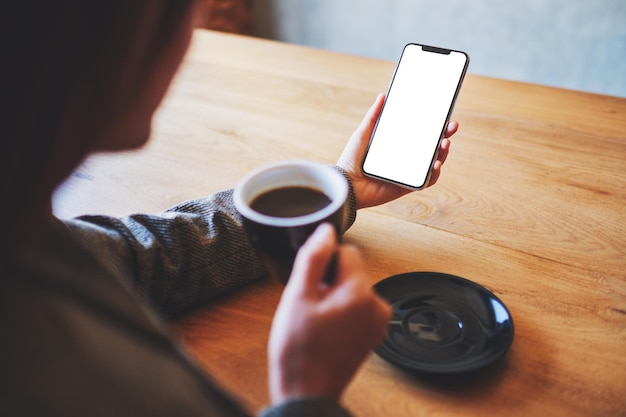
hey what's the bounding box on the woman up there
[0,1,457,416]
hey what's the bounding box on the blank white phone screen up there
[363,44,468,189]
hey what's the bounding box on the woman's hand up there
[337,93,458,209]
[267,224,391,403]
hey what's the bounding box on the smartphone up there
[362,43,469,190]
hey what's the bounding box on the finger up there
[437,138,451,165]
[331,244,366,287]
[329,245,392,333]
[361,92,385,136]
[444,120,459,138]
[351,93,385,144]
[428,160,442,186]
[338,93,385,168]
[287,223,338,298]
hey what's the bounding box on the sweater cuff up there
[332,165,358,233]
[259,397,353,417]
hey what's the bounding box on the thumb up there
[338,93,385,168]
[356,92,385,141]
[285,223,338,299]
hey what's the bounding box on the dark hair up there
[0,1,194,259]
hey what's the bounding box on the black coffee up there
[250,186,332,218]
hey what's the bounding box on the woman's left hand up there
[337,93,458,209]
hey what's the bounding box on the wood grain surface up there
[53,30,626,417]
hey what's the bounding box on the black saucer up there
[373,272,514,374]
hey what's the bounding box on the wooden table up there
[53,29,626,417]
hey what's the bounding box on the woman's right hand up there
[267,223,391,404]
